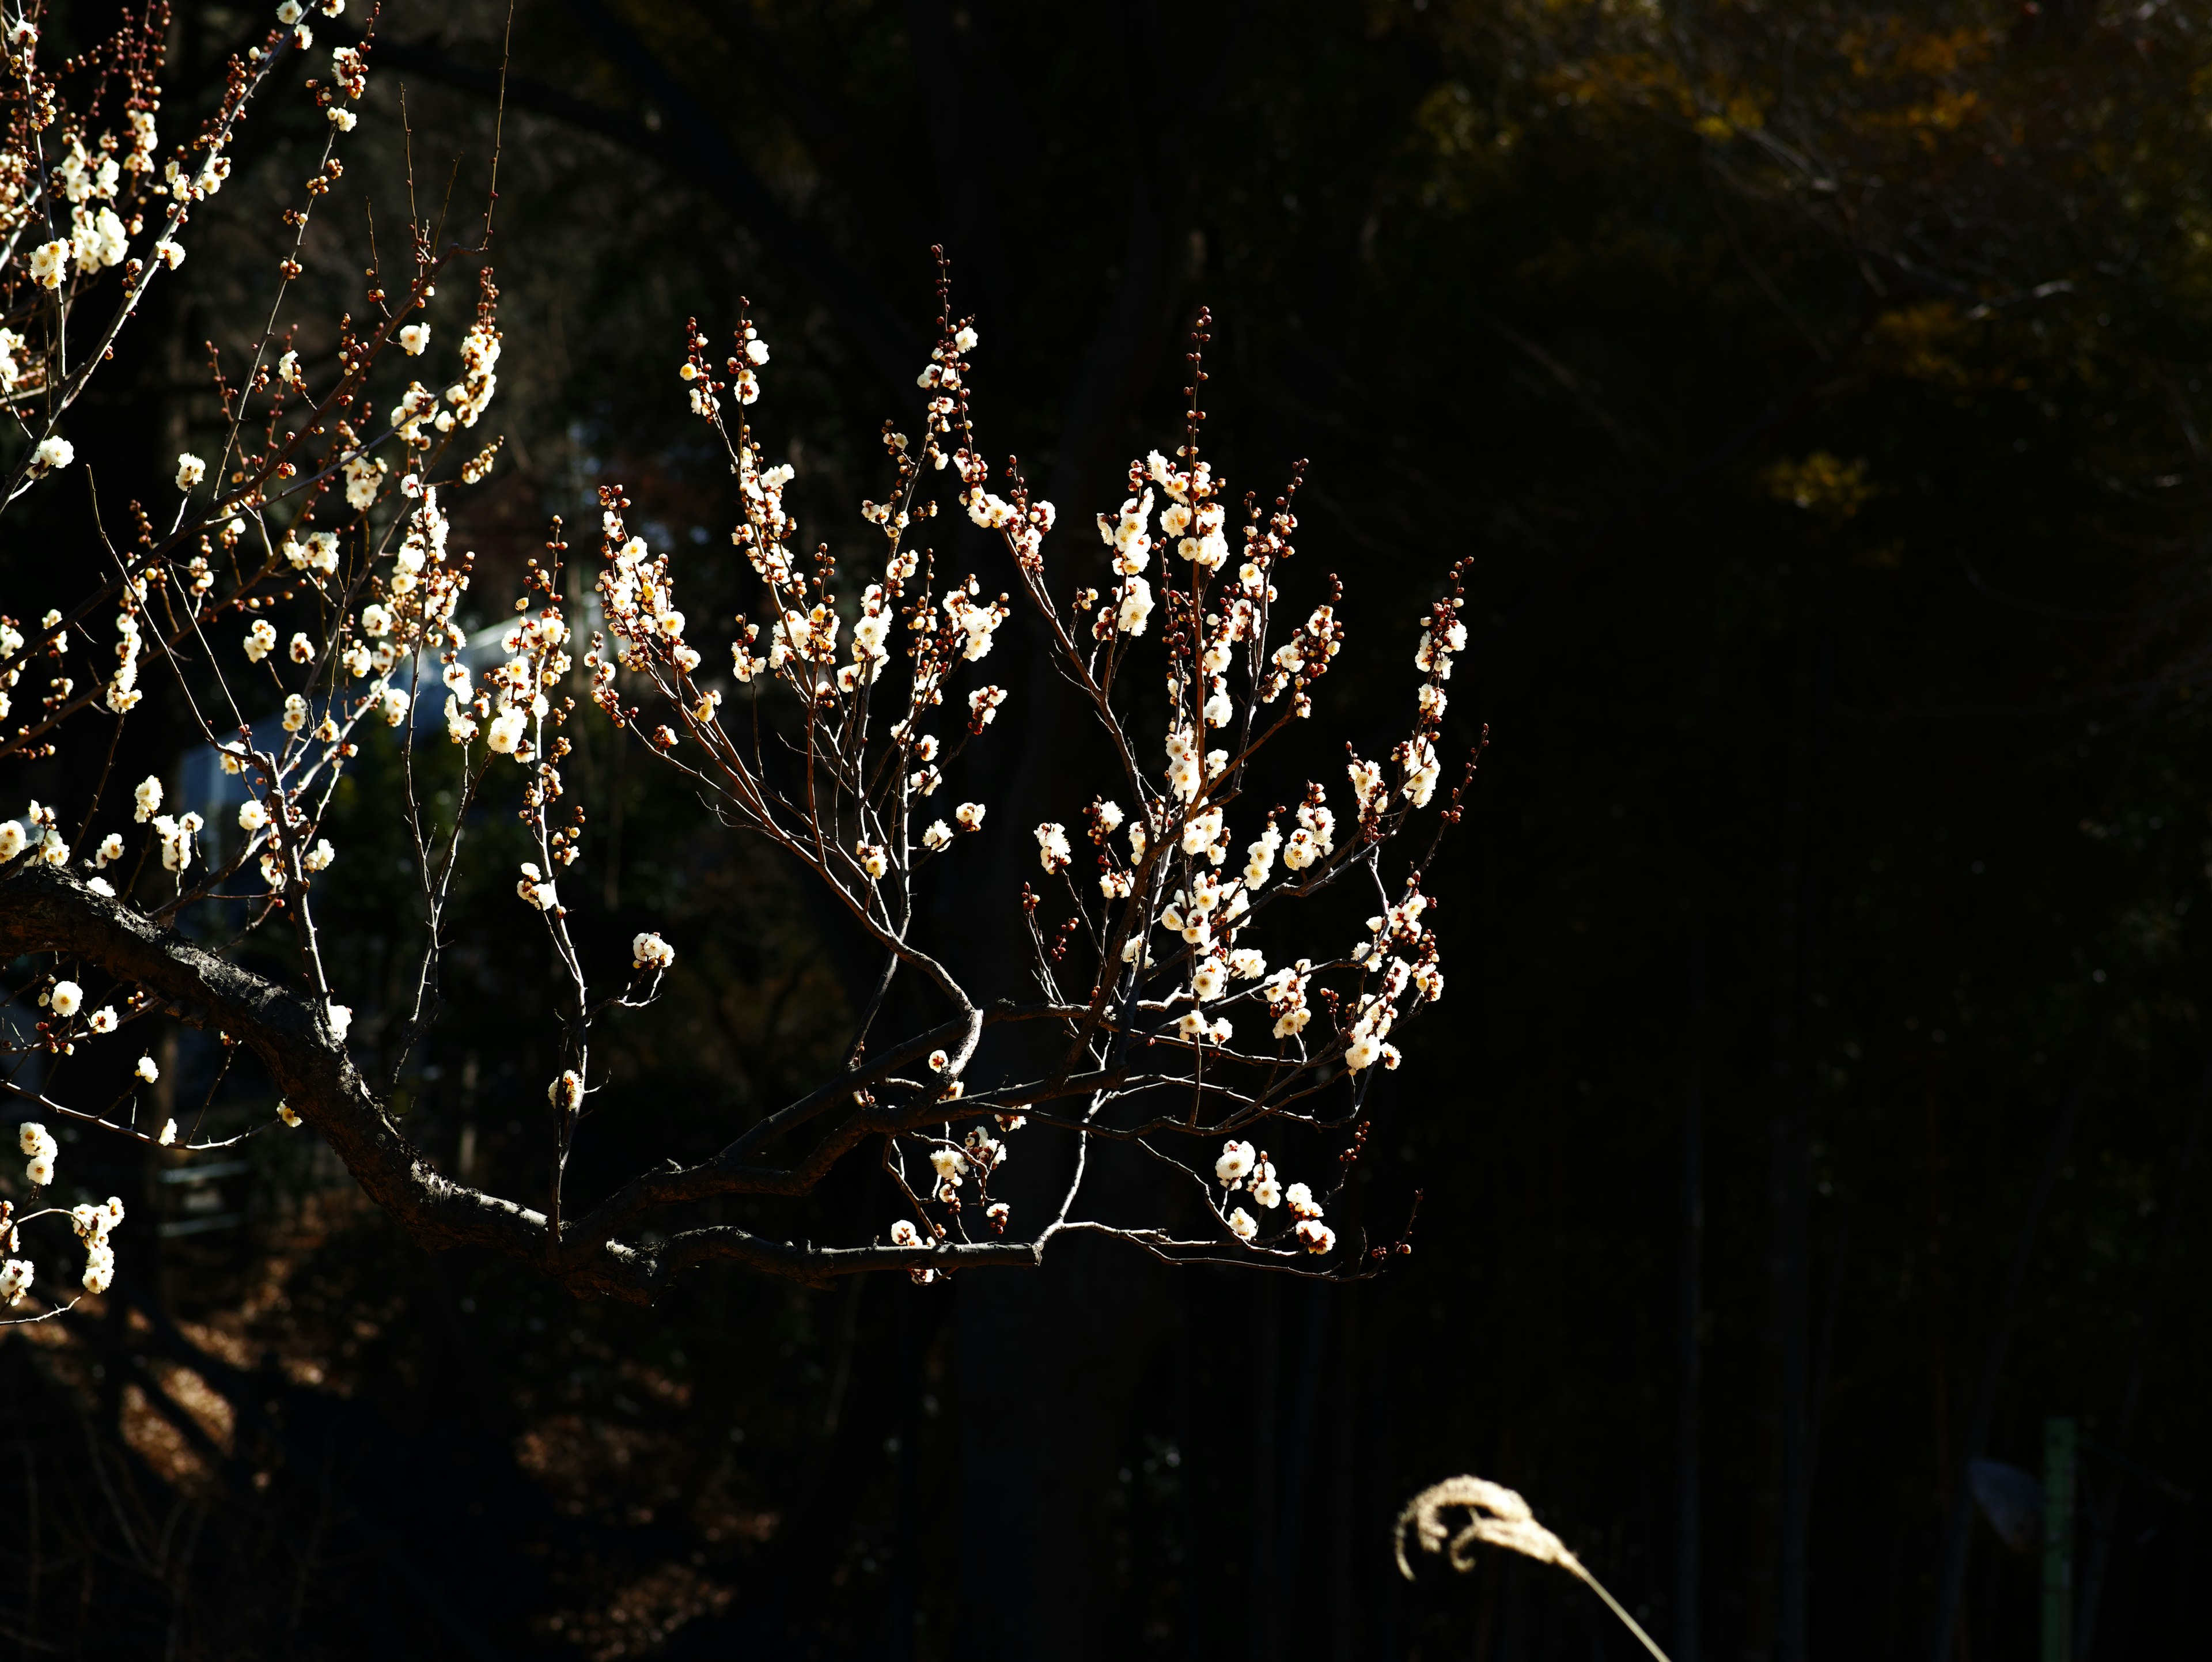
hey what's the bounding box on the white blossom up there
[20,1121,57,1188]
[1181,807,1222,857]
[1116,576,1154,634]
[516,864,558,911]
[343,452,386,510]
[29,239,68,289]
[1245,822,1282,887]
[445,696,479,744]
[1415,616,1468,678]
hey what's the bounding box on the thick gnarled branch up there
[0,857,1000,1298]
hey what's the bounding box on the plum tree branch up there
[0,856,1016,1298]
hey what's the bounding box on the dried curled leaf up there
[1393,1475,1673,1662]
[1393,1474,1588,1583]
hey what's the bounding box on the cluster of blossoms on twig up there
[1,1120,126,1317]
[561,260,1474,1284]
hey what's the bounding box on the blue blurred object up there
[1969,1457,2044,1554]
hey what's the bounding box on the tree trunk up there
[1924,1067,2089,1661]
[2075,1051,2210,1658]
[1677,928,1706,1662]
[1754,545,1834,1662]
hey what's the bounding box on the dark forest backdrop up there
[2,1,2208,1657]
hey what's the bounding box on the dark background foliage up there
[2,1,2209,1657]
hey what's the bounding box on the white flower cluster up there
[1415,614,1469,680]
[105,611,145,713]
[0,328,28,396]
[146,809,204,873]
[70,1196,125,1294]
[516,862,559,912]
[344,451,387,510]
[478,608,569,758]
[446,317,502,427]
[18,1122,57,1188]
[1335,890,1445,1073]
[599,516,704,682]
[942,582,1009,664]
[1283,796,1335,872]
[0,616,21,724]
[444,659,479,744]
[1215,1140,1334,1254]
[0,800,67,867]
[283,528,340,576]
[589,320,1031,975]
